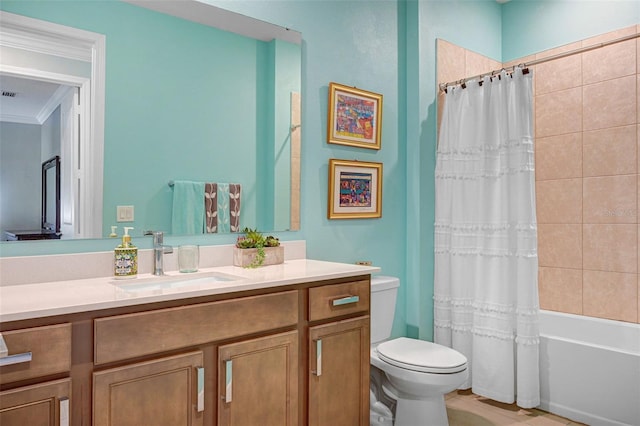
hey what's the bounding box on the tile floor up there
[445,390,587,426]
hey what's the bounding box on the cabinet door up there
[0,378,71,426]
[218,331,298,426]
[93,351,204,426]
[308,316,369,426]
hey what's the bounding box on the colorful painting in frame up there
[328,159,382,219]
[327,82,382,150]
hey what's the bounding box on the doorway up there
[0,10,105,239]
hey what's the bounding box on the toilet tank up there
[370,276,400,344]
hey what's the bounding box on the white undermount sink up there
[111,271,242,294]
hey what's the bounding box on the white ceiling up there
[0,75,67,125]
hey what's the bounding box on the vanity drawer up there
[94,290,299,365]
[0,323,72,385]
[309,279,370,322]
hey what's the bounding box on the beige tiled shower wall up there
[436,26,640,324]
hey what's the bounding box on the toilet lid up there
[376,337,467,374]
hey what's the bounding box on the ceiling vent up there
[2,91,17,97]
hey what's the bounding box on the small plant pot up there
[233,246,284,268]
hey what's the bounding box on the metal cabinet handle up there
[224,360,233,403]
[60,397,70,426]
[312,339,322,376]
[196,367,205,412]
[0,333,33,367]
[332,295,360,306]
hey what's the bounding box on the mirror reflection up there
[0,0,301,243]
[42,155,60,235]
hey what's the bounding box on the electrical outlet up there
[117,205,134,222]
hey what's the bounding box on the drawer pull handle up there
[60,397,70,426]
[0,351,32,367]
[224,360,233,403]
[0,333,32,367]
[312,339,322,376]
[332,295,360,306]
[196,367,205,412]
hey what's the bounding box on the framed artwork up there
[328,159,382,219]
[327,82,382,150]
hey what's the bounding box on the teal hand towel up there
[171,180,205,234]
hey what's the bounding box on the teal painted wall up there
[209,0,502,339]
[0,0,502,339]
[412,0,502,339]
[184,0,410,337]
[7,0,633,341]
[502,0,640,62]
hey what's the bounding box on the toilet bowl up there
[370,276,468,426]
[371,338,468,426]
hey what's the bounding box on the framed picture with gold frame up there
[328,159,382,219]
[327,82,382,150]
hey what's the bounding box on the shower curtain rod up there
[439,32,640,92]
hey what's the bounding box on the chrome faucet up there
[144,230,173,275]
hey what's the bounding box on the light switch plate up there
[116,205,134,222]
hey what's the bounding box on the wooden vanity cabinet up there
[0,274,371,426]
[307,279,371,426]
[91,290,298,426]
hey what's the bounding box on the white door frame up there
[0,10,105,238]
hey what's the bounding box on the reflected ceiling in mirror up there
[0,0,301,244]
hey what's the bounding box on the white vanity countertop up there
[0,259,379,323]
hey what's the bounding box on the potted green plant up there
[233,228,283,268]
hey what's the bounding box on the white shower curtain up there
[434,68,540,408]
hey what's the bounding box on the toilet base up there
[393,394,449,426]
[370,341,467,426]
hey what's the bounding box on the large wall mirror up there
[0,0,301,245]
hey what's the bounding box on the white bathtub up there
[539,310,640,426]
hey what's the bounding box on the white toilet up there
[370,276,468,426]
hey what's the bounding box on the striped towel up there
[205,183,241,233]
[204,183,218,233]
[229,183,241,232]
